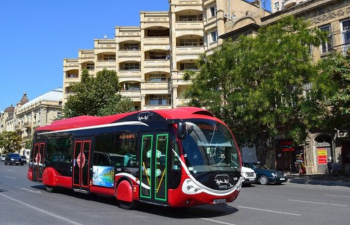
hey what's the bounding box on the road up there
[0,162,349,225]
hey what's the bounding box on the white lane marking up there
[238,206,301,216]
[21,188,41,194]
[326,194,350,198]
[201,218,237,225]
[5,176,16,179]
[6,169,15,172]
[0,194,83,225]
[288,199,348,207]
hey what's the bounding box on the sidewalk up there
[287,173,350,187]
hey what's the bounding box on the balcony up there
[118,51,141,62]
[175,22,203,34]
[144,60,170,73]
[143,82,169,94]
[96,61,116,70]
[118,70,142,82]
[283,0,298,9]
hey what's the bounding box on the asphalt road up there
[1,162,349,225]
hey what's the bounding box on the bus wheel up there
[116,180,139,210]
[45,185,56,193]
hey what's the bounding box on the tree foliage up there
[0,131,22,154]
[184,16,329,157]
[317,50,350,127]
[63,69,135,118]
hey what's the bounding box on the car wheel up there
[5,162,7,165]
[259,175,268,185]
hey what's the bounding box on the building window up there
[121,63,140,71]
[180,63,198,71]
[86,63,94,70]
[122,43,140,50]
[209,6,217,17]
[274,2,279,10]
[149,74,167,82]
[179,15,199,21]
[210,31,218,43]
[103,54,116,61]
[320,25,333,53]
[341,20,350,54]
[179,39,198,46]
[149,95,170,106]
[303,82,312,100]
[66,73,78,78]
[122,83,140,91]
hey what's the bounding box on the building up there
[63,0,270,111]
[0,88,63,155]
[62,0,350,174]
[221,0,350,174]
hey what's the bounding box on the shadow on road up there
[30,184,238,218]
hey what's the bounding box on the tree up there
[184,16,328,161]
[0,131,22,154]
[316,50,350,128]
[63,69,135,118]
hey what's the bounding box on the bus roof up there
[36,107,220,132]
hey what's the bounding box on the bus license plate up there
[213,199,226,204]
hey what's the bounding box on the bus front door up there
[72,139,91,192]
[139,133,169,205]
[32,142,45,182]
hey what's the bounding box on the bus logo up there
[214,174,232,189]
[137,112,153,121]
[77,153,86,168]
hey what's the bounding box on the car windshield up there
[9,153,20,157]
[181,120,240,175]
[250,163,269,170]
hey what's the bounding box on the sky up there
[0,0,270,112]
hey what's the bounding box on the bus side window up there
[171,139,181,171]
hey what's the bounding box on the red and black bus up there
[28,107,243,209]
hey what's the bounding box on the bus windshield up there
[182,120,240,175]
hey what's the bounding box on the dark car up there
[21,155,28,164]
[243,162,288,185]
[5,153,24,166]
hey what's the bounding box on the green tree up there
[185,16,328,161]
[316,50,350,127]
[63,69,135,118]
[0,131,22,154]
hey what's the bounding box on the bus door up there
[32,142,45,181]
[139,133,169,205]
[72,138,91,191]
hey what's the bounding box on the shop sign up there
[317,148,327,164]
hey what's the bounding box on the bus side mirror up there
[178,122,186,139]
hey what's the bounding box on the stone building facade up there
[0,88,63,155]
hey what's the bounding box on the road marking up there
[326,194,350,198]
[288,199,348,207]
[238,206,301,216]
[21,188,41,194]
[200,218,237,225]
[0,193,83,225]
[6,169,15,172]
[5,176,16,179]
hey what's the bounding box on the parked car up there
[1,154,6,161]
[243,162,288,185]
[21,155,28,164]
[241,166,256,186]
[5,153,24,166]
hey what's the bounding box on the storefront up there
[275,139,303,172]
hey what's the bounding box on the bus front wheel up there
[116,180,139,210]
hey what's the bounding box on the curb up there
[288,178,350,187]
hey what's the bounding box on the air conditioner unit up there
[338,130,349,138]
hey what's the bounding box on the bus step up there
[73,189,89,194]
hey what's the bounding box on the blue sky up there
[0,0,270,111]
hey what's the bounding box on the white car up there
[1,154,6,161]
[241,166,257,186]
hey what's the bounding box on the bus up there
[27,107,243,209]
